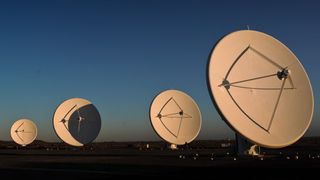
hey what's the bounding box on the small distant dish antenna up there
[149,90,202,147]
[53,98,101,147]
[207,30,314,149]
[10,119,37,146]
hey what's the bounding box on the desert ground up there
[0,137,319,178]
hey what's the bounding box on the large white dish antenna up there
[207,30,314,148]
[149,90,202,145]
[53,98,101,147]
[10,119,37,146]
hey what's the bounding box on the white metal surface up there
[11,119,37,146]
[53,98,101,147]
[150,90,202,145]
[207,30,314,148]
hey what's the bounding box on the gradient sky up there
[0,0,319,142]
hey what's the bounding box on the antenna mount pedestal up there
[170,144,178,150]
[236,133,260,156]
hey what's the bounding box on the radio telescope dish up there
[10,119,37,146]
[207,30,314,148]
[53,98,101,147]
[149,90,202,145]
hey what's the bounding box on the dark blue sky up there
[0,0,319,142]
